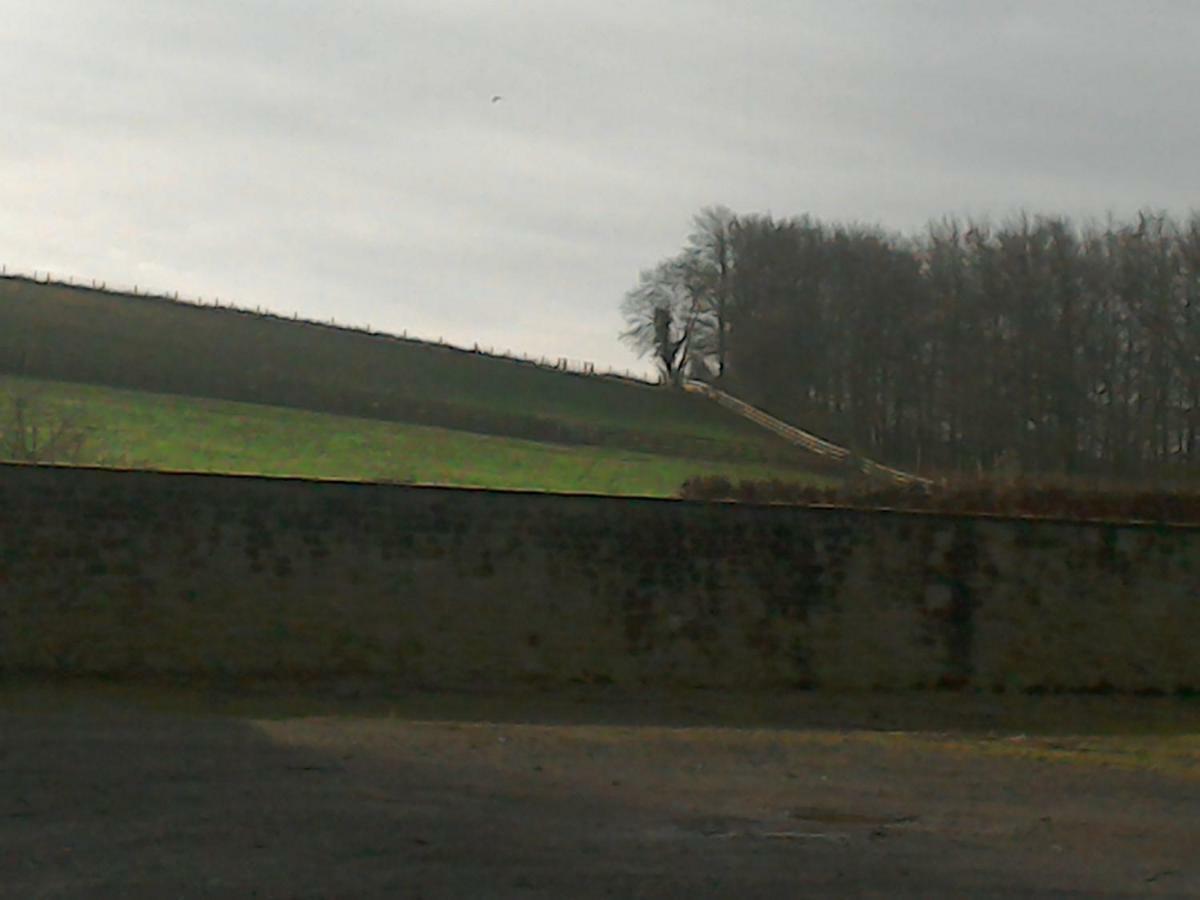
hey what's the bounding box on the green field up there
[0,277,802,465]
[0,376,835,496]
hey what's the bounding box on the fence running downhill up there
[683,380,931,486]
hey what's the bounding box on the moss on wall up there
[1,463,1197,691]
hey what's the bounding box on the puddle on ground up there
[658,808,919,843]
[788,806,918,826]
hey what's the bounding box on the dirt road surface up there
[2,684,1198,898]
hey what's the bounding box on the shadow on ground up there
[7,675,1200,734]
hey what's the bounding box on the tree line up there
[621,207,1200,479]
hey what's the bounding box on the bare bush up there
[0,388,90,463]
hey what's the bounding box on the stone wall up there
[2,463,1197,691]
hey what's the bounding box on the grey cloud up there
[2,1,1199,373]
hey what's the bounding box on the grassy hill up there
[0,376,835,496]
[0,276,803,466]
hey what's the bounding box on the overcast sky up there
[2,1,1198,374]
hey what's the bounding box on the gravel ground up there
[2,685,1198,898]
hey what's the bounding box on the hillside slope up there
[0,376,835,495]
[0,276,802,466]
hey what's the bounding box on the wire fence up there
[0,264,659,386]
[683,379,932,486]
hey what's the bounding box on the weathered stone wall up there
[2,463,1197,691]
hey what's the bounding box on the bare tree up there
[620,255,714,385]
[686,205,737,379]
